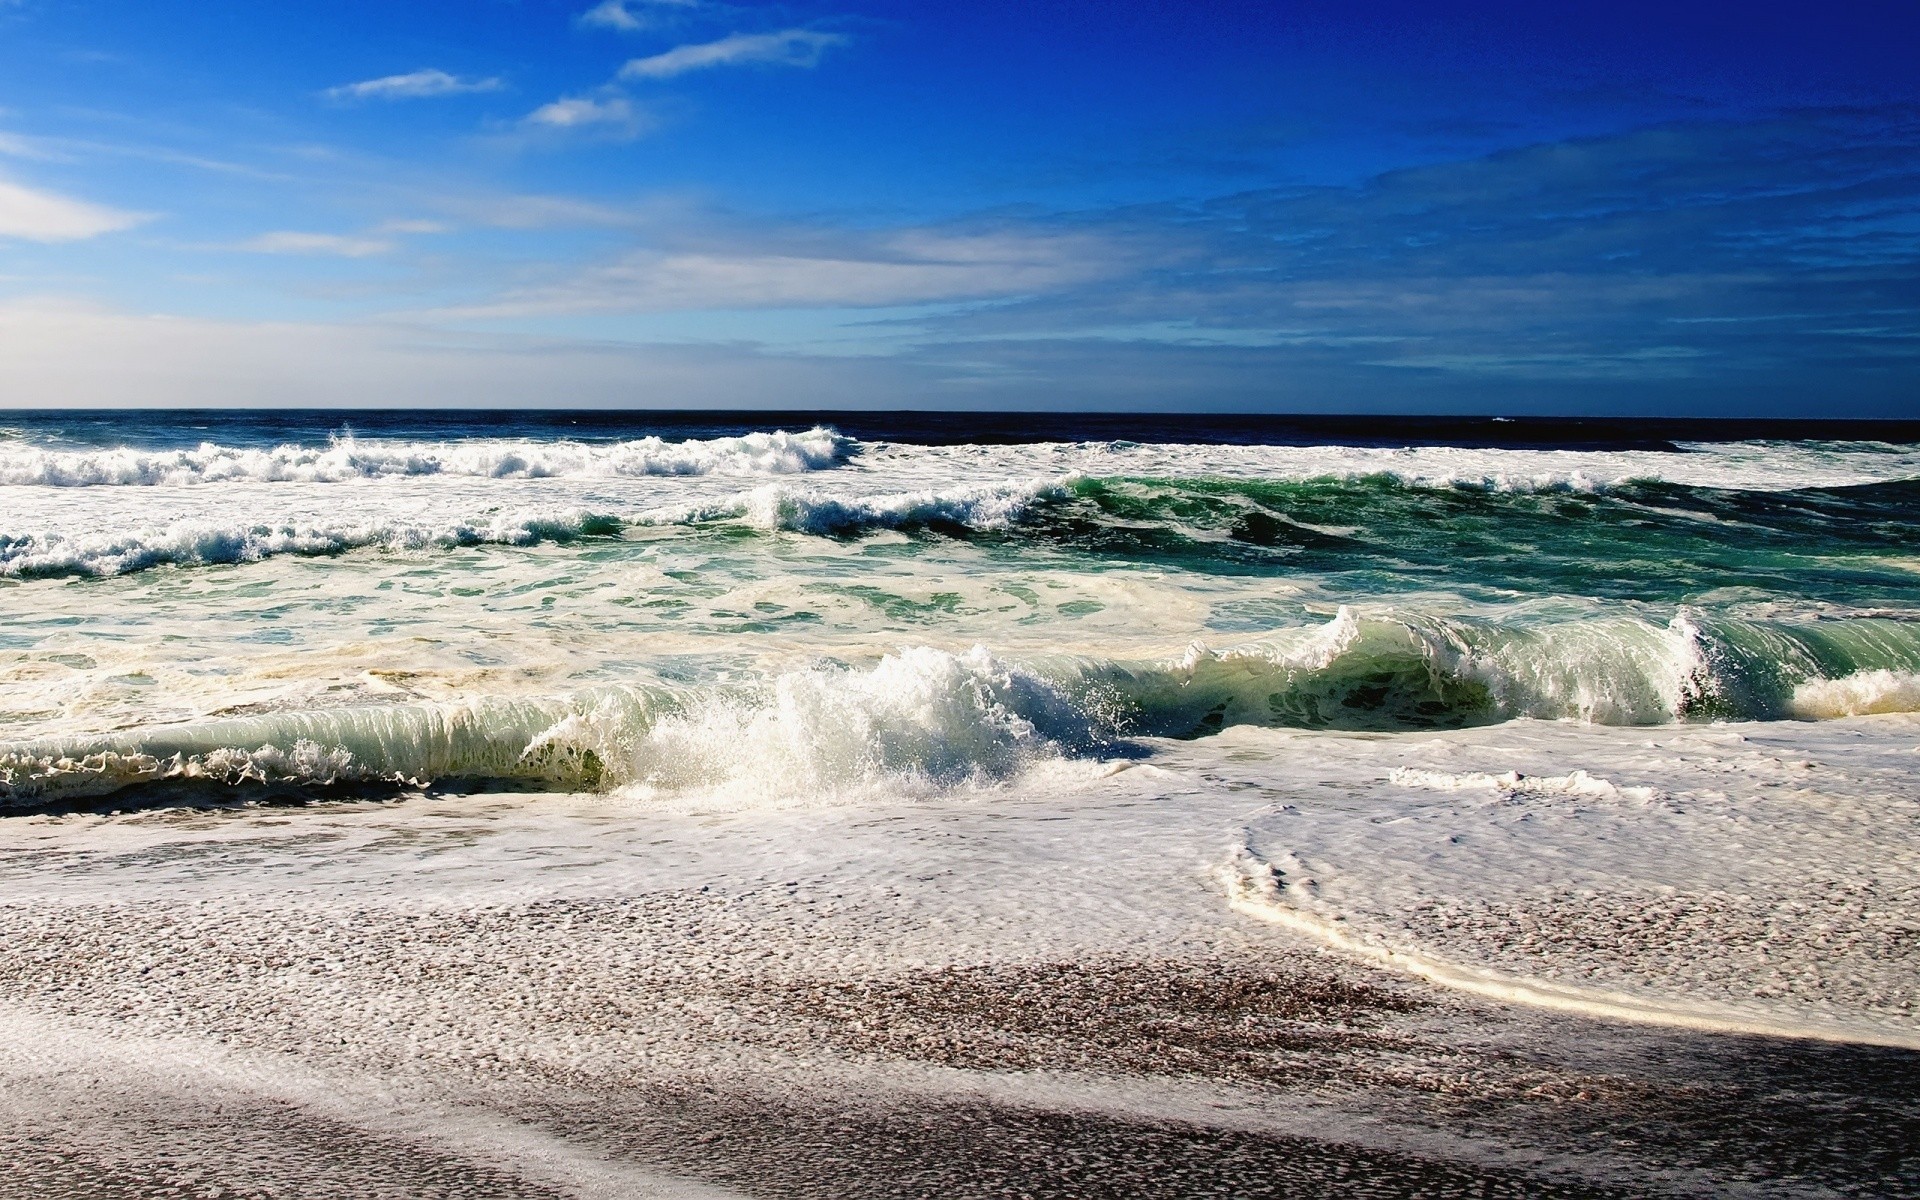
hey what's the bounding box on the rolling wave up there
[0,648,1093,805]
[8,470,1920,585]
[9,611,1920,805]
[0,427,850,486]
[0,509,622,578]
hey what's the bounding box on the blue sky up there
[1,0,1917,412]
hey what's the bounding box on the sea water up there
[2,410,1918,1045]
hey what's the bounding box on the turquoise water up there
[3,413,1920,803]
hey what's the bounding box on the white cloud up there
[235,231,393,258]
[577,0,699,33]
[445,231,1119,316]
[522,95,650,137]
[325,69,503,102]
[0,178,146,242]
[618,29,848,80]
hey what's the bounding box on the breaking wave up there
[1069,607,1920,732]
[650,474,1920,600]
[0,509,622,578]
[1791,669,1920,718]
[0,647,1097,806]
[650,479,1061,535]
[0,427,850,486]
[9,612,1920,806]
[11,471,1920,590]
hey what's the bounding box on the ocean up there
[2,409,1918,1195]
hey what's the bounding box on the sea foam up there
[0,427,849,486]
[9,613,1920,803]
[0,647,1100,805]
[0,510,621,578]
[1791,669,1920,718]
[648,479,1063,535]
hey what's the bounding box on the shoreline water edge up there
[1,411,1916,1197]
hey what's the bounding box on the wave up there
[10,612,1920,806]
[0,509,621,578]
[0,647,1098,806]
[1073,607,1920,731]
[12,470,1920,587]
[650,479,1061,535]
[653,473,1920,578]
[0,427,850,486]
[1791,669,1920,718]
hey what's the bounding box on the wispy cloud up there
[577,0,700,34]
[618,29,848,80]
[430,192,645,230]
[235,231,392,258]
[325,69,503,102]
[375,218,449,235]
[445,229,1120,316]
[0,131,54,160]
[0,178,147,242]
[887,107,1920,396]
[521,94,652,138]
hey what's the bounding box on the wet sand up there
[1,879,1915,1198]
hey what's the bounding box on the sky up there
[0,0,1917,413]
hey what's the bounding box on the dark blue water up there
[6,408,1919,452]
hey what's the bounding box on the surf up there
[11,612,1920,806]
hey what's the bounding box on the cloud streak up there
[325,70,503,102]
[0,178,146,242]
[521,94,651,137]
[577,0,700,34]
[619,30,848,80]
[234,231,392,257]
[876,106,1920,401]
[443,230,1121,316]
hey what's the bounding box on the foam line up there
[1220,849,1920,1050]
[0,427,849,486]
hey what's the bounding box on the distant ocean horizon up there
[8,406,1920,452]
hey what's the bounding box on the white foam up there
[1220,846,1920,1050]
[0,508,617,577]
[0,647,1109,806]
[647,479,1062,535]
[846,437,1920,495]
[1196,716,1920,1047]
[1792,669,1920,719]
[0,739,363,800]
[1388,766,1660,803]
[0,427,849,487]
[542,645,1100,801]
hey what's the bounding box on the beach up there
[1,412,1917,1196]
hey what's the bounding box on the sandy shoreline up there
[1,718,1917,1197]
[2,880,1916,1197]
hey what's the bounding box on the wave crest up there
[650,480,1060,535]
[0,510,621,578]
[10,613,1920,805]
[0,427,850,486]
[0,648,1100,806]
